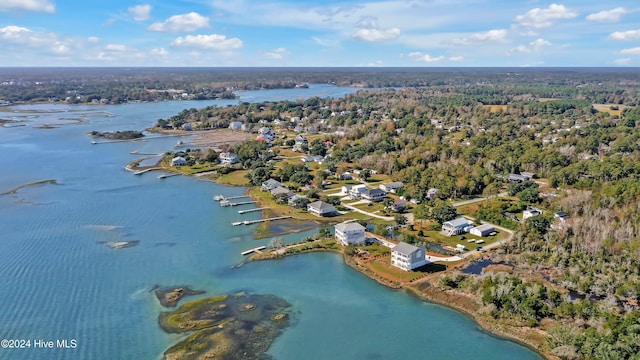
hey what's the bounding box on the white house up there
[349,184,369,199]
[391,242,428,271]
[470,224,495,237]
[334,222,366,246]
[219,152,238,165]
[307,201,336,217]
[338,172,353,180]
[379,182,404,193]
[229,121,243,130]
[523,207,542,219]
[171,156,187,166]
[442,218,474,236]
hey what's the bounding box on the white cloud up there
[453,29,507,45]
[129,4,152,22]
[519,30,539,37]
[449,56,464,62]
[352,27,400,42]
[620,47,640,55]
[586,7,627,22]
[150,48,168,56]
[409,52,444,63]
[264,48,289,59]
[105,44,127,52]
[612,58,631,65]
[0,25,31,40]
[0,0,54,13]
[87,36,100,43]
[609,29,640,41]
[312,36,340,48]
[172,34,243,50]
[148,12,209,33]
[510,38,552,54]
[514,4,577,28]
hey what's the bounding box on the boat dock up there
[134,167,162,175]
[241,246,266,256]
[231,216,292,226]
[238,208,268,214]
[158,173,180,179]
[214,195,251,202]
[220,200,257,207]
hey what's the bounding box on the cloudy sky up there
[0,0,639,66]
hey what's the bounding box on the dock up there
[213,195,251,202]
[220,200,257,207]
[238,208,268,214]
[134,167,162,175]
[158,173,180,179]
[241,246,266,256]
[231,216,292,226]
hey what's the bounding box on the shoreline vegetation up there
[88,130,144,140]
[154,286,206,308]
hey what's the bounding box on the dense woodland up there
[152,69,640,359]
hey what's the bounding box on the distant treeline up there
[1,67,640,105]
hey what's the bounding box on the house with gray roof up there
[307,200,335,217]
[362,188,386,202]
[261,178,282,191]
[442,218,474,236]
[334,221,366,246]
[391,242,428,271]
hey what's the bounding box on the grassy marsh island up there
[1,179,60,195]
[155,286,206,308]
[158,292,291,360]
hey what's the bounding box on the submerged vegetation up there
[158,292,291,360]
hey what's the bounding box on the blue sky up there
[0,0,639,66]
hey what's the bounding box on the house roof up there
[382,181,403,188]
[393,242,422,256]
[554,211,569,218]
[263,178,281,187]
[172,156,185,161]
[335,222,365,233]
[444,218,472,228]
[271,186,293,196]
[472,224,494,232]
[308,200,335,211]
[365,188,386,197]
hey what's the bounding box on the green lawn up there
[369,259,425,281]
[215,170,251,186]
[405,221,508,252]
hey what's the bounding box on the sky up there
[0,0,639,67]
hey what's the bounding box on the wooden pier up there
[241,246,266,256]
[158,173,180,179]
[231,216,292,226]
[238,208,268,214]
[213,195,251,202]
[134,167,162,175]
[220,200,257,207]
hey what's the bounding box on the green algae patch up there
[159,293,292,360]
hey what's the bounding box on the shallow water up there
[0,85,540,360]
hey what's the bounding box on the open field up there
[214,169,251,186]
[592,103,629,117]
[482,104,508,113]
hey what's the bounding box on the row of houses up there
[262,178,337,217]
[442,218,496,237]
[170,152,238,167]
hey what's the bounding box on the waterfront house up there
[288,194,308,207]
[470,224,495,237]
[307,201,336,217]
[362,188,386,202]
[442,218,473,236]
[228,121,243,130]
[334,222,366,246]
[379,182,404,193]
[171,156,187,166]
[261,178,283,191]
[219,152,238,165]
[391,242,427,271]
[523,207,542,219]
[270,186,294,200]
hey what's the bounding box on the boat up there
[213,195,224,201]
[91,140,97,144]
[175,140,184,148]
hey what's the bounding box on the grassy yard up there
[405,221,508,252]
[215,169,251,186]
[367,258,431,282]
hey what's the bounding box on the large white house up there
[171,156,187,166]
[219,152,238,165]
[334,222,366,246]
[391,242,428,271]
[349,184,369,199]
[442,218,474,236]
[379,182,404,193]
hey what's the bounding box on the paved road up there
[451,192,509,207]
[341,202,395,221]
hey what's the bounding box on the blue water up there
[0,85,540,360]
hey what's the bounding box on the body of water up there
[0,84,540,360]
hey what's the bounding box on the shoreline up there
[250,244,556,360]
